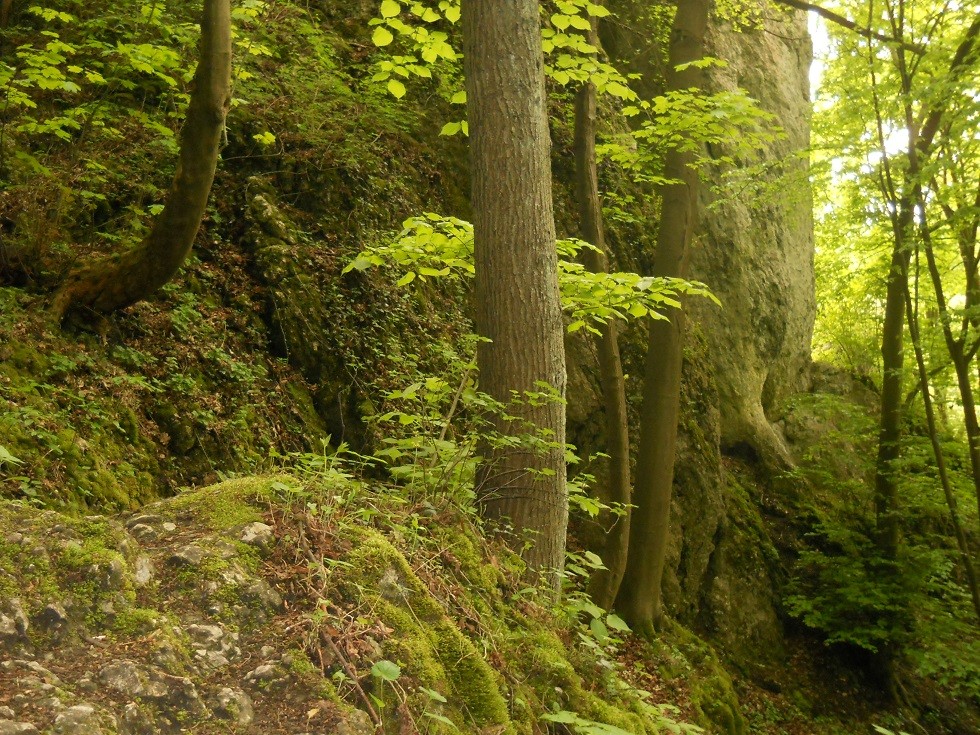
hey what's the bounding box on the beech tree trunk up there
[615,0,708,636]
[51,0,231,321]
[462,0,568,586]
[573,15,632,611]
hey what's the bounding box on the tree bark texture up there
[51,0,232,321]
[572,16,632,611]
[615,0,708,635]
[462,0,568,585]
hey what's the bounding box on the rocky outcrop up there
[691,10,815,468]
[0,477,713,735]
[0,480,365,735]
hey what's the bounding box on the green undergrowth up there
[0,286,323,510]
[211,473,708,735]
[0,473,710,734]
[777,390,980,724]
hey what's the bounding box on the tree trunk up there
[904,272,980,623]
[871,13,980,560]
[1,0,14,28]
[51,0,232,321]
[874,231,910,561]
[920,198,980,525]
[615,0,708,636]
[573,14,632,611]
[462,0,568,587]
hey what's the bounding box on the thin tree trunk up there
[462,0,568,587]
[866,10,980,685]
[51,0,232,321]
[920,221,980,526]
[615,0,708,636]
[875,232,910,561]
[904,270,980,623]
[1,0,14,28]
[572,14,632,611]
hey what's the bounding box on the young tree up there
[615,0,709,635]
[462,0,568,584]
[50,0,232,322]
[572,13,633,611]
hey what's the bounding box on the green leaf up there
[606,613,631,632]
[396,271,416,286]
[371,659,402,682]
[344,255,374,273]
[450,90,467,104]
[541,711,579,724]
[443,5,460,22]
[423,712,457,729]
[419,687,447,703]
[440,121,462,136]
[380,0,401,18]
[387,78,407,98]
[590,617,610,642]
[252,131,276,146]
[0,445,23,467]
[372,26,394,46]
[583,550,605,568]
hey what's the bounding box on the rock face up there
[589,5,814,669]
[662,11,813,664]
[691,10,815,467]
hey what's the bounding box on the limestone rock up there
[690,10,815,468]
[186,623,240,668]
[52,705,103,735]
[99,660,206,717]
[118,703,154,735]
[239,522,275,552]
[212,688,254,726]
[0,721,38,735]
[333,708,374,735]
[0,598,29,650]
[132,557,153,587]
[168,544,206,567]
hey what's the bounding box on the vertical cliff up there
[666,8,814,662]
[598,3,815,664]
[691,10,815,468]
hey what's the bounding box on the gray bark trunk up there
[462,0,568,586]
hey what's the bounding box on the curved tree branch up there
[771,0,926,53]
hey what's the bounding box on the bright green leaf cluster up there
[344,213,719,333]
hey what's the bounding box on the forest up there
[0,0,978,734]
